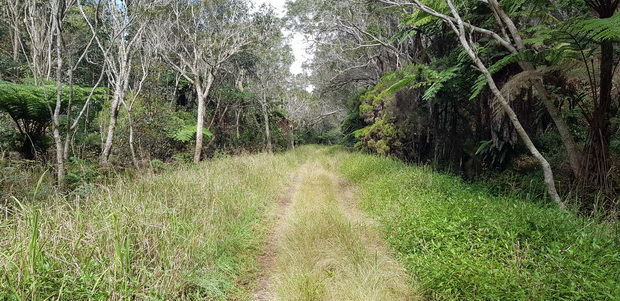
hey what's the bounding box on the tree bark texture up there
[52,2,65,185]
[194,72,215,162]
[260,93,272,154]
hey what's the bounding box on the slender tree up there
[21,0,92,184]
[378,0,564,206]
[79,0,152,166]
[249,13,292,153]
[152,0,263,162]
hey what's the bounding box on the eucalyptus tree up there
[152,0,267,162]
[17,0,104,184]
[0,0,23,62]
[78,0,154,166]
[248,14,293,153]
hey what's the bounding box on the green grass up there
[0,149,309,300]
[3,146,618,300]
[339,152,620,300]
[274,156,416,300]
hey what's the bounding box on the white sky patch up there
[251,0,312,75]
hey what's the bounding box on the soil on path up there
[252,156,419,301]
[251,172,301,301]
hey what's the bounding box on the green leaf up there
[574,13,620,41]
[170,125,214,142]
[470,53,520,100]
[475,140,493,155]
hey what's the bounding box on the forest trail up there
[252,154,418,301]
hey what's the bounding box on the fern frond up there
[469,53,520,100]
[572,13,620,41]
[423,66,459,101]
[171,125,214,142]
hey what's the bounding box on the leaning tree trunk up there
[487,0,582,177]
[101,87,123,166]
[101,55,132,165]
[446,0,564,207]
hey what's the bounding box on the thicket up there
[339,0,620,211]
[340,151,620,300]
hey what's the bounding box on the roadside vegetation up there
[339,150,620,300]
[2,146,619,299]
[0,150,306,300]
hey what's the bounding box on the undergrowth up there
[339,152,620,300]
[0,149,309,300]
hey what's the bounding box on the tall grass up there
[275,156,415,300]
[0,150,307,300]
[340,152,620,300]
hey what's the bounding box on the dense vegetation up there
[0,0,317,197]
[291,0,620,211]
[2,145,619,299]
[339,150,620,300]
[2,0,619,210]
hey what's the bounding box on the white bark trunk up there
[194,72,215,162]
[236,109,241,139]
[101,86,123,165]
[101,53,131,165]
[446,0,563,207]
[260,93,272,154]
[52,4,65,185]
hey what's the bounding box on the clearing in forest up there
[252,155,419,301]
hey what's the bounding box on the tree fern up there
[574,13,620,41]
[469,52,520,100]
[170,125,214,143]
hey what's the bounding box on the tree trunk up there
[127,110,139,169]
[580,38,614,191]
[532,80,582,176]
[487,0,582,177]
[52,7,65,186]
[101,89,123,166]
[288,126,295,150]
[260,93,272,154]
[579,1,617,192]
[12,24,20,62]
[101,55,131,165]
[63,69,74,164]
[446,0,563,207]
[235,109,241,139]
[193,72,214,162]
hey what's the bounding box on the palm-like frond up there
[574,13,620,41]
